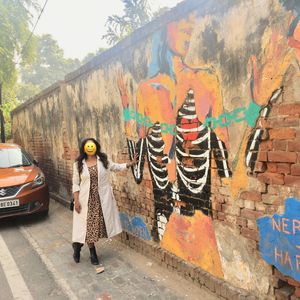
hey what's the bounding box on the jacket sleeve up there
[108,159,127,172]
[72,162,80,193]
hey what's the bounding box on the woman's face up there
[167,15,195,57]
[84,140,97,156]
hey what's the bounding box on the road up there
[0,220,68,300]
[0,200,219,300]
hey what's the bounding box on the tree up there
[0,0,38,88]
[81,48,107,65]
[102,0,152,45]
[19,34,81,99]
[0,0,39,139]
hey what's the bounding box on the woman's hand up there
[127,153,138,168]
[74,200,81,214]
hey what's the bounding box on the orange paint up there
[161,211,224,278]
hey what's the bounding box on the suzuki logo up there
[0,189,6,197]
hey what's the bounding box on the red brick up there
[267,162,277,173]
[274,269,287,281]
[241,227,259,241]
[288,141,300,152]
[268,151,297,163]
[254,161,267,173]
[241,208,264,220]
[277,163,291,174]
[278,103,300,115]
[269,117,299,128]
[291,164,300,176]
[295,287,300,297]
[240,191,262,202]
[236,217,247,227]
[269,128,296,140]
[259,141,273,151]
[257,172,284,185]
[273,140,287,151]
[258,151,268,162]
[285,175,300,187]
[218,212,225,221]
[287,278,300,288]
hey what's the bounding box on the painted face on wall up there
[84,141,97,156]
[167,15,195,57]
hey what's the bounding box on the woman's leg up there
[72,242,83,263]
[88,243,99,265]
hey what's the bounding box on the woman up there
[72,138,136,265]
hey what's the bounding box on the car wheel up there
[38,209,49,218]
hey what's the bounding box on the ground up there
[0,199,220,300]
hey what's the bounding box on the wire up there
[17,0,49,64]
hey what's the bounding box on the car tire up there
[38,209,49,218]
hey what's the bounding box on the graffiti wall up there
[11,0,300,298]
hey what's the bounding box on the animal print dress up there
[85,165,108,243]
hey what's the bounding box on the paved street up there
[0,200,219,300]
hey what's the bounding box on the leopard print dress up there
[85,165,108,243]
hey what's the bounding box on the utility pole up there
[0,82,5,143]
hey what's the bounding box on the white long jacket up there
[72,157,127,243]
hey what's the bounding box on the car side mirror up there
[33,159,39,166]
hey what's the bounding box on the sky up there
[34,0,183,60]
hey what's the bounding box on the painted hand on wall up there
[245,21,300,175]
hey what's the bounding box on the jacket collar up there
[82,156,101,168]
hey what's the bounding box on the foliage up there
[19,34,80,100]
[1,89,20,139]
[81,48,107,65]
[102,0,152,45]
[0,0,38,88]
[0,0,39,139]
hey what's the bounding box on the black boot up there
[72,242,83,263]
[89,246,99,265]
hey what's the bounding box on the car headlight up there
[32,172,45,189]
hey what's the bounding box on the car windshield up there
[0,148,32,168]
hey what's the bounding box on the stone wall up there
[11,0,300,298]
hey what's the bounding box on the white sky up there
[34,0,183,60]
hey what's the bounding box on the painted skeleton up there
[128,89,231,240]
[245,88,283,173]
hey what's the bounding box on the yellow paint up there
[229,131,250,199]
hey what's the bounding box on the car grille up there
[0,204,29,216]
[0,185,22,198]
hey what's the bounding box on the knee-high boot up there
[89,246,99,265]
[72,242,83,263]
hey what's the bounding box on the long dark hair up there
[76,138,109,175]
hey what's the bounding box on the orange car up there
[0,143,49,219]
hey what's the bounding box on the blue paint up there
[148,31,176,82]
[119,212,151,241]
[257,198,300,281]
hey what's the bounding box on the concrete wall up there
[12,0,300,298]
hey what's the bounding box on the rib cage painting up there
[127,89,231,241]
[117,0,300,281]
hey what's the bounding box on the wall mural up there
[119,212,151,241]
[117,0,300,279]
[257,198,300,281]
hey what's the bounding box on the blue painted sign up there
[257,197,300,281]
[119,212,151,241]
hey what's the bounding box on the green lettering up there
[244,102,261,127]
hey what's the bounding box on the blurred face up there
[84,140,97,156]
[167,15,195,57]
